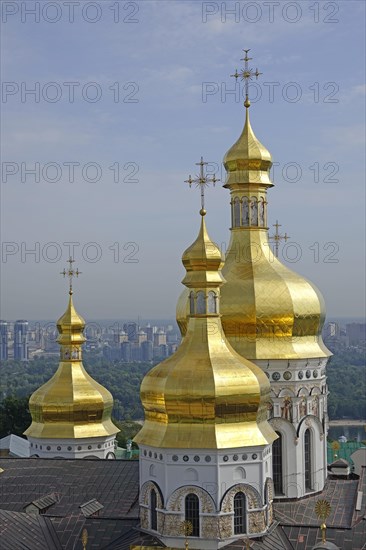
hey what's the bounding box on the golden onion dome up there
[177,107,330,361]
[220,231,330,359]
[135,212,277,449]
[24,292,119,439]
[223,108,273,189]
[181,210,224,288]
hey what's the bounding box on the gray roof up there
[0,457,139,518]
[1,458,365,549]
[79,498,104,517]
[0,509,62,550]
[27,492,59,511]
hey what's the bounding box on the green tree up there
[0,395,32,438]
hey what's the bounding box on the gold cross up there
[269,220,290,258]
[231,48,262,108]
[60,257,81,295]
[185,156,219,215]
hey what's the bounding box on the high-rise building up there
[13,320,29,361]
[24,267,119,459]
[123,322,138,342]
[0,321,8,360]
[145,324,153,342]
[141,340,153,361]
[153,329,166,347]
[137,329,147,345]
[121,341,132,362]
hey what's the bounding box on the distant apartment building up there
[141,340,153,361]
[123,322,138,342]
[13,320,29,361]
[153,330,166,347]
[0,321,8,360]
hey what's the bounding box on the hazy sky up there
[1,0,365,321]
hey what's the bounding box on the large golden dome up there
[177,107,330,361]
[24,293,118,439]
[135,213,277,449]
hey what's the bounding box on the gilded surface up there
[167,486,215,514]
[201,517,219,539]
[177,108,331,361]
[221,483,261,512]
[135,216,277,449]
[24,295,119,439]
[162,514,182,536]
[248,510,266,534]
[218,515,232,538]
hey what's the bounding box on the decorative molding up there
[248,510,266,534]
[167,485,215,514]
[221,483,261,512]
[140,480,164,509]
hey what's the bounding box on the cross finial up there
[60,257,81,295]
[231,48,262,108]
[184,156,219,216]
[269,220,290,257]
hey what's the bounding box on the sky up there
[1,0,365,321]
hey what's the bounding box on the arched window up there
[273,431,283,495]
[233,492,246,534]
[189,291,195,315]
[242,197,249,226]
[207,291,217,314]
[233,197,241,227]
[250,196,258,226]
[304,429,312,491]
[259,198,265,226]
[150,489,157,531]
[185,493,199,536]
[196,291,206,314]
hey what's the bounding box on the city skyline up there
[1,1,365,320]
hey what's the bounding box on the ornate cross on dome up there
[185,156,219,215]
[60,257,81,295]
[231,48,262,108]
[269,220,290,258]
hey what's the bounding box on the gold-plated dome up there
[220,231,330,359]
[181,213,224,288]
[223,108,273,189]
[24,292,119,439]
[135,213,277,449]
[177,107,330,361]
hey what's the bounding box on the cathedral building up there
[1,50,364,550]
[177,51,332,501]
[24,261,119,459]
[134,203,277,548]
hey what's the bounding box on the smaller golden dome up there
[181,214,224,288]
[223,108,272,188]
[24,293,119,440]
[135,212,277,449]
